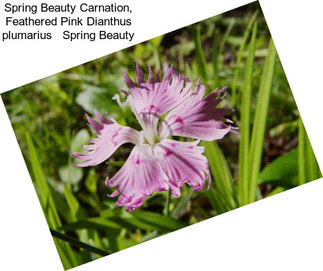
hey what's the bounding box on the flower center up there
[141,124,161,145]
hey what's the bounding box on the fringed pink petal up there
[135,62,145,84]
[105,144,169,211]
[155,139,211,197]
[122,64,193,131]
[159,87,234,141]
[73,112,140,167]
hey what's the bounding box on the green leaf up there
[212,18,235,86]
[60,217,123,231]
[134,44,153,59]
[71,129,90,152]
[305,134,321,181]
[192,24,207,81]
[259,148,299,188]
[132,210,188,232]
[231,10,258,105]
[64,185,80,218]
[51,189,73,222]
[85,169,97,194]
[76,85,119,114]
[50,229,109,256]
[266,187,285,197]
[203,141,236,210]
[26,133,61,227]
[140,231,159,242]
[298,118,322,184]
[26,133,79,268]
[206,188,231,214]
[171,189,194,219]
[248,38,276,203]
[238,22,257,206]
[149,35,163,48]
[61,215,157,232]
[59,165,83,185]
[298,119,306,185]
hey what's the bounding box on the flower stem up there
[164,190,171,216]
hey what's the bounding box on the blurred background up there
[1,2,321,269]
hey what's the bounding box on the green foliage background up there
[1,2,321,270]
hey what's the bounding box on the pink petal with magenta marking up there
[106,144,169,211]
[156,139,210,197]
[123,64,193,132]
[159,87,233,141]
[73,113,140,167]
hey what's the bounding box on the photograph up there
[1,2,321,269]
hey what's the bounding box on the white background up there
[1,0,323,270]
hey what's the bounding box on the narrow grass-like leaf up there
[203,141,236,210]
[171,189,194,219]
[206,188,231,214]
[163,189,171,216]
[140,231,159,242]
[219,18,236,52]
[26,133,78,269]
[50,229,109,256]
[51,189,73,222]
[238,22,257,206]
[61,216,159,232]
[299,118,322,183]
[231,11,258,105]
[304,128,322,181]
[305,137,318,181]
[64,185,80,218]
[132,210,188,232]
[192,24,207,81]
[60,217,123,231]
[266,187,285,197]
[118,217,156,231]
[248,39,276,203]
[212,20,235,87]
[212,30,220,87]
[298,119,306,185]
[106,228,120,252]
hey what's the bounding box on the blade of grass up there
[248,39,276,203]
[212,29,220,87]
[266,187,285,197]
[50,229,109,256]
[212,19,235,87]
[299,119,322,183]
[231,10,258,106]
[298,119,306,185]
[203,141,236,210]
[132,210,188,232]
[63,184,95,246]
[163,189,171,216]
[171,189,194,219]
[61,216,159,232]
[206,188,231,214]
[192,24,207,82]
[305,138,318,181]
[238,22,257,206]
[140,231,159,243]
[219,18,236,51]
[60,217,122,231]
[304,128,322,181]
[26,133,78,269]
[64,185,80,218]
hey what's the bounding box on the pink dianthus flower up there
[74,63,234,211]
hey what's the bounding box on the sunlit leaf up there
[132,211,188,232]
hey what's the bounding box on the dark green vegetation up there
[2,2,321,270]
